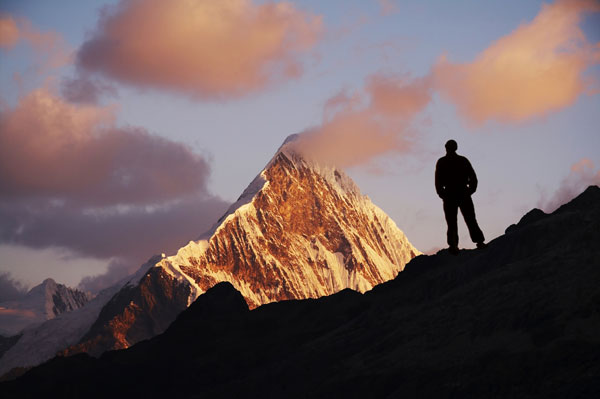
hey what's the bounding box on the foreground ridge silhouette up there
[1,186,599,398]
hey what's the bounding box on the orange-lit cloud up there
[0,307,36,318]
[0,12,232,293]
[293,73,431,167]
[434,0,600,125]
[0,87,229,291]
[0,15,19,49]
[0,88,215,205]
[77,0,322,99]
[0,14,70,70]
[538,158,600,212]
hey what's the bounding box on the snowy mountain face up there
[0,278,90,337]
[62,136,420,357]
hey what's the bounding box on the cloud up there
[0,14,70,70]
[538,158,600,212]
[0,195,228,263]
[292,73,432,167]
[60,74,118,104]
[76,0,322,99]
[0,88,213,206]
[0,308,35,318]
[0,14,232,293]
[0,273,27,302]
[0,307,36,337]
[377,0,398,16]
[77,258,141,294]
[434,0,600,125]
[0,86,229,292]
[0,194,228,293]
[0,15,19,49]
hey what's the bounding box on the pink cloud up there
[0,88,213,206]
[367,73,431,118]
[77,0,322,99]
[377,0,399,16]
[0,86,229,292]
[538,158,600,212]
[293,73,432,168]
[434,0,600,126]
[0,13,232,293]
[0,15,19,49]
[0,14,70,70]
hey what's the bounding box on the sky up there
[0,0,599,295]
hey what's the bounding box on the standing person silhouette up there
[435,140,486,255]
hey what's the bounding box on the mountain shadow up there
[1,186,599,398]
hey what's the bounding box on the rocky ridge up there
[3,186,598,398]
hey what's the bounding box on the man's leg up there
[459,195,485,244]
[443,199,459,249]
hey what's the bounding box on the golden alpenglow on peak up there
[47,135,419,358]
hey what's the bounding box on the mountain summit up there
[61,134,419,356]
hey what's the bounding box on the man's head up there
[445,139,457,154]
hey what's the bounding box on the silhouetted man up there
[435,140,485,255]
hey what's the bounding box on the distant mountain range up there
[2,185,598,397]
[0,278,89,337]
[0,134,418,374]
[0,274,127,378]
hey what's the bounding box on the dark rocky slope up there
[1,186,599,398]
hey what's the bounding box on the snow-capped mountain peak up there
[57,134,420,357]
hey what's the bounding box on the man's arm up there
[435,159,445,199]
[465,159,478,194]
